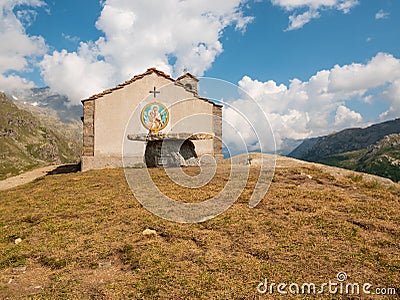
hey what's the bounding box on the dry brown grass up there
[0,162,399,299]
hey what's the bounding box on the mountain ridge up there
[8,87,82,124]
[0,92,81,179]
[289,118,400,161]
[289,118,400,182]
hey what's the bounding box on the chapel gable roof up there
[81,68,173,102]
[81,67,221,107]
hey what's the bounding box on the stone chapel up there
[81,68,223,171]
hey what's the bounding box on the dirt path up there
[0,165,62,191]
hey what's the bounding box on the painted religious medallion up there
[141,102,169,133]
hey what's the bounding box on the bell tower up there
[176,72,199,94]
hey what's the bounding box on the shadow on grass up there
[46,163,81,175]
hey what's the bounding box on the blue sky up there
[212,1,399,83]
[1,0,399,149]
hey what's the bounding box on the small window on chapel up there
[185,83,192,91]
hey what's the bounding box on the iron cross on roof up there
[149,86,160,98]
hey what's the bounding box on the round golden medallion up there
[141,102,169,132]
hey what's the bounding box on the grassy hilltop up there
[0,159,399,299]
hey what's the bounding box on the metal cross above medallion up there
[149,86,160,98]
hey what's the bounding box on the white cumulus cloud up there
[40,45,115,104]
[328,53,400,93]
[381,79,400,119]
[334,105,362,128]
[286,9,320,31]
[227,52,400,151]
[40,0,254,104]
[0,0,46,91]
[271,0,359,30]
[375,9,389,20]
